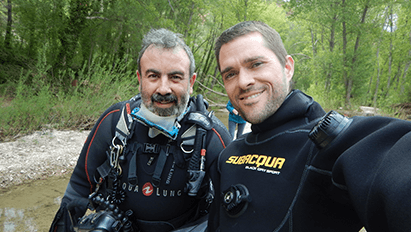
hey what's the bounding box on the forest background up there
[0,0,410,141]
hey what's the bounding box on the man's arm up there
[316,116,411,232]
[49,103,122,232]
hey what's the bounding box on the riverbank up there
[0,122,252,190]
[0,129,90,189]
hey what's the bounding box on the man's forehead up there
[146,44,186,55]
[140,45,190,75]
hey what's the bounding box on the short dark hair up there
[215,21,288,71]
[137,28,195,77]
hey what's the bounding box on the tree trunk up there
[373,46,381,108]
[385,6,394,97]
[401,51,411,95]
[345,1,369,107]
[326,12,337,92]
[4,0,13,50]
[342,0,349,107]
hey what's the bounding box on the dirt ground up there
[0,129,90,189]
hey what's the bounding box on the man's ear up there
[189,73,197,94]
[284,55,294,81]
[137,70,141,91]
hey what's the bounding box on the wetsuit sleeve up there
[313,116,411,232]
[49,102,123,232]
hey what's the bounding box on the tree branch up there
[196,79,227,97]
[86,16,109,20]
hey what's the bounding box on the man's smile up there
[239,88,265,101]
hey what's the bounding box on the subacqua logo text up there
[225,154,285,169]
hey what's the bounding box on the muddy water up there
[0,110,230,231]
[0,175,70,231]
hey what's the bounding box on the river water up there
[0,175,69,231]
[0,110,231,231]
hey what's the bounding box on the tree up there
[4,0,12,50]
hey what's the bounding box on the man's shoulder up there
[209,113,228,131]
[106,94,142,112]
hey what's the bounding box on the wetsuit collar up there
[251,90,321,134]
[131,103,189,140]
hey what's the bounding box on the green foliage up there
[0,51,136,141]
[306,81,345,111]
[285,0,411,108]
[1,0,411,140]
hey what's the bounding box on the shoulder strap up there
[186,94,212,197]
[96,97,140,184]
[114,95,141,145]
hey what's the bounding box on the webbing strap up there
[152,145,172,187]
[96,159,111,182]
[128,144,141,186]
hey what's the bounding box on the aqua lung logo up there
[142,182,154,196]
[122,181,183,197]
[225,154,286,175]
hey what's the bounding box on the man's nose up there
[156,76,172,95]
[238,69,255,89]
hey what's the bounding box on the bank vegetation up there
[1,0,411,141]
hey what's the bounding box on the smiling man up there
[208,21,411,232]
[50,28,231,232]
[218,31,293,124]
[138,43,195,117]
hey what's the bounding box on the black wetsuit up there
[50,95,231,232]
[208,90,411,232]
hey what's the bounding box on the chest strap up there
[152,145,174,187]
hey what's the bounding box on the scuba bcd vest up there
[95,94,214,199]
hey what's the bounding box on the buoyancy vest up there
[91,94,215,229]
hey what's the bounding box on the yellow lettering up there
[249,154,259,164]
[265,157,276,168]
[239,156,248,164]
[226,156,238,164]
[256,155,267,167]
[244,155,251,163]
[226,154,285,169]
[273,158,286,169]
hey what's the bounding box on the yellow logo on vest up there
[225,154,285,175]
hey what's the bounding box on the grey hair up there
[215,21,288,71]
[137,28,195,78]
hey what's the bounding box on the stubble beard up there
[238,79,289,125]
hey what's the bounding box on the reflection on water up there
[0,175,70,231]
[0,110,229,231]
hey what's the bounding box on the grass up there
[0,55,139,142]
[2,53,409,142]
[0,56,230,142]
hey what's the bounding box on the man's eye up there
[251,62,263,68]
[148,74,159,79]
[171,75,182,80]
[224,72,236,80]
